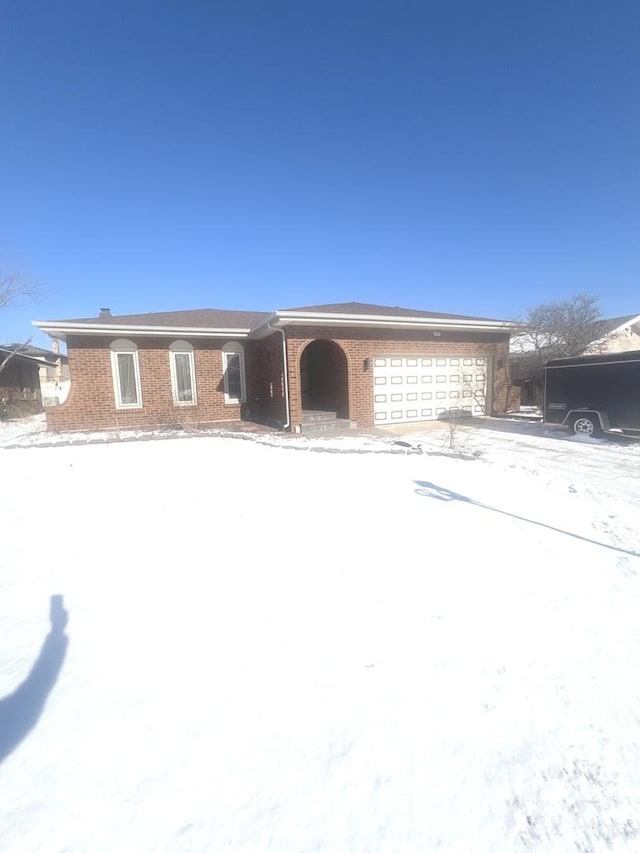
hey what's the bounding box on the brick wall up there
[284,326,512,429]
[46,335,246,432]
[47,327,513,433]
[244,334,287,425]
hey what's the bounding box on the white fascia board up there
[585,315,640,350]
[605,314,640,338]
[270,311,518,332]
[0,349,53,367]
[246,314,280,339]
[546,354,640,369]
[32,321,251,340]
[585,314,640,352]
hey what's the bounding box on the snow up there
[0,413,47,445]
[1,419,640,850]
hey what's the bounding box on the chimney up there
[51,339,60,354]
[99,308,112,318]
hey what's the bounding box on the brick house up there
[33,302,518,433]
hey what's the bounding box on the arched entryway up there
[300,339,349,418]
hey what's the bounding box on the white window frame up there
[110,339,142,409]
[169,341,197,406]
[222,342,246,404]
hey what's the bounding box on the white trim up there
[222,342,246,404]
[169,341,197,406]
[587,314,640,350]
[110,340,142,409]
[34,311,520,341]
[259,311,519,335]
[546,355,640,369]
[32,320,252,340]
[602,314,640,337]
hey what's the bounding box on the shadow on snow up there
[413,480,639,559]
[0,595,69,764]
[462,417,636,446]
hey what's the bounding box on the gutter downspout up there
[269,321,291,430]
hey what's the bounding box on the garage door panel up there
[372,356,487,424]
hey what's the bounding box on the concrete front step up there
[299,418,355,435]
[301,409,341,423]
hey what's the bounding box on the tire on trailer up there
[570,413,601,437]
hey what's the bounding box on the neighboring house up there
[510,314,640,407]
[585,314,640,354]
[32,341,71,407]
[0,343,70,417]
[0,344,65,418]
[32,302,518,434]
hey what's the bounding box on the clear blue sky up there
[1,0,639,347]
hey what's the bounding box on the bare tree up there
[0,268,39,378]
[513,294,603,361]
[0,269,39,311]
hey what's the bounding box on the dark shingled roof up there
[0,345,61,366]
[44,301,519,333]
[59,308,272,329]
[0,343,64,361]
[279,301,507,323]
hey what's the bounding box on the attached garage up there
[372,355,489,424]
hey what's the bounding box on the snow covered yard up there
[0,412,47,445]
[1,427,640,851]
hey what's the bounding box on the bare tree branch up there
[0,337,34,378]
[515,294,603,361]
[0,270,40,311]
[1,269,41,384]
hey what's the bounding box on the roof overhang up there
[588,314,640,350]
[32,320,253,341]
[250,310,519,338]
[34,309,522,342]
[0,349,56,367]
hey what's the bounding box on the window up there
[169,341,196,405]
[222,342,246,404]
[110,339,142,408]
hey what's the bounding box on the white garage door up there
[372,355,488,424]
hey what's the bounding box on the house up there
[509,314,640,407]
[30,341,71,407]
[585,314,640,354]
[0,343,70,416]
[32,302,518,433]
[0,344,67,418]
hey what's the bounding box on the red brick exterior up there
[284,326,512,429]
[244,334,287,426]
[46,327,511,432]
[46,335,248,432]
